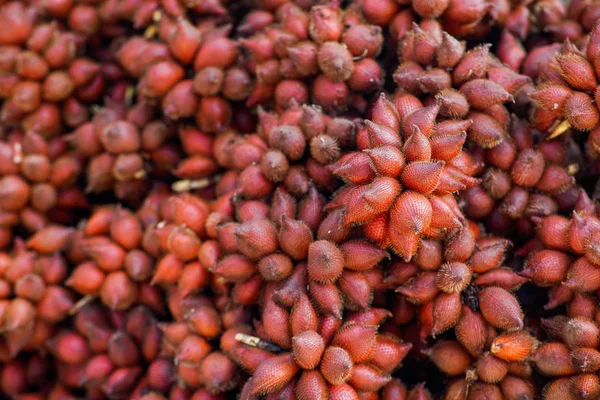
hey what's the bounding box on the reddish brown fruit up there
[347,364,391,392]
[467,382,503,400]
[521,250,571,286]
[460,79,512,110]
[543,378,577,400]
[330,383,360,400]
[571,348,600,373]
[467,112,504,148]
[258,254,293,282]
[436,262,472,293]
[25,225,72,254]
[249,353,299,396]
[108,331,140,367]
[423,341,473,376]
[478,286,524,330]
[292,331,325,370]
[296,370,328,399]
[563,318,600,349]
[565,92,599,131]
[491,330,537,361]
[67,262,105,295]
[100,272,138,311]
[198,351,239,393]
[307,240,344,283]
[320,346,353,385]
[317,42,354,82]
[571,374,600,400]
[556,51,597,91]
[475,352,509,383]
[186,306,221,339]
[455,306,487,357]
[269,125,306,161]
[234,219,278,260]
[390,191,432,237]
[278,217,313,260]
[532,343,577,376]
[290,292,319,336]
[332,323,377,363]
[340,240,388,271]
[431,292,462,336]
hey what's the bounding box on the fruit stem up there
[172,178,212,192]
[235,333,283,353]
[547,120,571,139]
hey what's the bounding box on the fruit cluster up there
[3,0,600,399]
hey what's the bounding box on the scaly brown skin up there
[322,25,531,262]
[237,2,387,113]
[530,23,600,156]
[206,177,394,322]
[391,224,538,399]
[0,235,80,363]
[0,1,104,136]
[5,0,600,399]
[536,316,600,400]
[395,25,531,148]
[517,190,600,312]
[516,192,600,400]
[360,0,542,41]
[230,293,410,399]
[422,332,538,400]
[202,98,397,317]
[461,114,576,237]
[324,93,480,261]
[393,221,525,342]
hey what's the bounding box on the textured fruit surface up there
[3,0,600,399]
